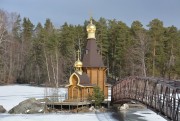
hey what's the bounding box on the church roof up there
[82,38,105,67]
[75,72,94,86]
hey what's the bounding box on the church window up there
[87,88,90,93]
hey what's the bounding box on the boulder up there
[99,106,107,112]
[8,98,48,114]
[37,98,50,103]
[118,103,129,110]
[89,106,96,112]
[0,105,6,113]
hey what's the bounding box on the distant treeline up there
[0,9,180,85]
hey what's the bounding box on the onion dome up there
[86,17,96,39]
[74,50,83,75]
[74,59,83,68]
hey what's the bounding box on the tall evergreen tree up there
[108,20,132,79]
[31,23,46,84]
[95,17,109,64]
[164,26,179,79]
[17,17,34,83]
[147,19,165,77]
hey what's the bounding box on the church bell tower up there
[82,18,108,98]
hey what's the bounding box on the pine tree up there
[108,20,131,79]
[17,17,34,83]
[164,26,179,79]
[32,22,46,85]
[95,17,109,64]
[147,19,164,77]
[175,30,180,78]
[91,86,104,107]
[12,14,21,41]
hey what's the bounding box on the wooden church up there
[66,18,110,102]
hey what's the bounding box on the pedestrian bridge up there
[112,77,180,121]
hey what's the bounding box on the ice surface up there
[0,113,100,121]
[134,110,166,121]
[0,85,67,111]
[0,85,167,121]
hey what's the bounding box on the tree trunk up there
[56,48,59,88]
[8,42,13,83]
[152,39,156,77]
[142,55,146,77]
[50,55,57,87]
[43,47,51,83]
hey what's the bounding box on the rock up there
[37,98,50,103]
[89,106,96,112]
[99,106,107,112]
[0,105,6,113]
[118,103,129,110]
[8,98,47,114]
[77,106,89,113]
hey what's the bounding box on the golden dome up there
[74,60,83,68]
[86,17,96,39]
[86,20,96,33]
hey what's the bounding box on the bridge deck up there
[112,77,180,121]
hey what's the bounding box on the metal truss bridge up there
[112,77,180,121]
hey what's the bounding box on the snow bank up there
[134,110,166,121]
[0,85,167,121]
[0,85,67,111]
[0,113,99,121]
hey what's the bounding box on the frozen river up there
[0,85,166,121]
[0,109,166,121]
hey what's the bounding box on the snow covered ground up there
[133,110,166,121]
[0,85,67,111]
[0,85,167,121]
[0,113,101,121]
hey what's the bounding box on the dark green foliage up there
[91,86,104,107]
[12,14,22,40]
[147,19,165,77]
[130,21,149,76]
[0,9,180,85]
[22,18,34,41]
[95,18,109,62]
[108,20,132,79]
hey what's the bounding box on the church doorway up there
[72,86,79,100]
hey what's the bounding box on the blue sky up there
[0,0,180,28]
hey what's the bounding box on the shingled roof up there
[75,72,94,86]
[82,38,105,67]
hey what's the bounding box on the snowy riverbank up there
[0,85,166,121]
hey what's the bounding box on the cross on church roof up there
[89,11,93,24]
[77,50,80,60]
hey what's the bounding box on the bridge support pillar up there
[107,101,110,108]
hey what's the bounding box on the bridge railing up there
[112,76,180,121]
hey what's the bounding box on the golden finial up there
[86,16,96,39]
[77,50,80,61]
[90,16,93,24]
[89,11,93,24]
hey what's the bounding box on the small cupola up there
[74,50,83,75]
[74,59,83,68]
[86,17,96,39]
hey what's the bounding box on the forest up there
[0,9,180,86]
